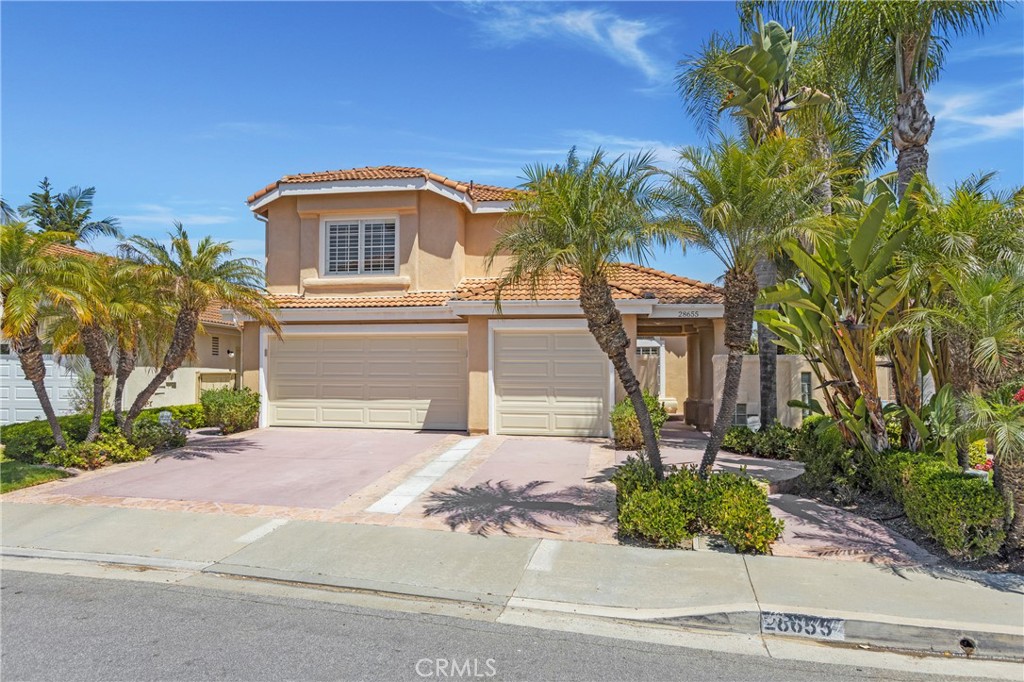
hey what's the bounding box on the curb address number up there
[761,612,846,641]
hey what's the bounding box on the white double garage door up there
[265,325,611,437]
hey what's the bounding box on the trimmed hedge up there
[45,432,151,470]
[1,404,204,462]
[200,388,260,434]
[866,449,1006,560]
[609,392,669,450]
[791,416,860,501]
[721,422,796,460]
[611,456,784,554]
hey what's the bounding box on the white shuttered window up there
[324,219,396,275]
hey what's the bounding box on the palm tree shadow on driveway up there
[423,480,616,537]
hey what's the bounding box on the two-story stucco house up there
[238,165,754,437]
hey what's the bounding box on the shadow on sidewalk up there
[422,480,615,537]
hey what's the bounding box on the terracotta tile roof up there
[247,165,519,205]
[271,292,453,309]
[198,302,240,327]
[45,242,98,259]
[455,263,723,305]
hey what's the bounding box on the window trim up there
[320,215,399,277]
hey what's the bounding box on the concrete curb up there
[5,546,1018,662]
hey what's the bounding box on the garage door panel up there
[493,330,610,437]
[267,334,467,431]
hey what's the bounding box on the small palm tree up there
[118,223,280,435]
[662,136,824,475]
[19,178,121,244]
[0,223,91,446]
[488,149,670,479]
[959,394,1024,560]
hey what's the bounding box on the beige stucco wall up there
[416,192,465,291]
[663,336,688,413]
[464,213,508,278]
[240,321,260,391]
[192,328,241,370]
[710,354,897,429]
[467,317,489,435]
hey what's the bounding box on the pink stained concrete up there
[769,494,939,565]
[452,437,613,530]
[55,428,449,509]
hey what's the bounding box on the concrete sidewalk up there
[2,503,1021,662]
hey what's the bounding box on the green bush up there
[130,420,188,452]
[45,432,151,470]
[617,487,697,548]
[968,440,988,468]
[201,388,260,434]
[751,422,796,460]
[137,404,205,430]
[700,473,785,554]
[1,404,201,462]
[903,471,1006,559]
[609,392,669,450]
[866,450,950,505]
[722,426,757,454]
[791,416,862,500]
[611,458,784,554]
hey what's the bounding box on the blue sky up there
[3,1,1022,285]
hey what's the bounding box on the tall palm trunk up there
[123,308,200,436]
[755,257,778,427]
[79,324,113,442]
[701,269,759,477]
[113,335,138,427]
[893,87,934,199]
[993,456,1024,561]
[10,326,66,448]
[948,332,974,468]
[579,275,664,479]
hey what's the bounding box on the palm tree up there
[0,223,91,447]
[781,0,1006,198]
[487,149,670,479]
[662,136,824,475]
[118,223,280,435]
[19,178,121,244]
[959,394,1024,561]
[676,13,832,429]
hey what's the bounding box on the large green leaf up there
[862,228,910,284]
[849,195,891,271]
[784,242,831,294]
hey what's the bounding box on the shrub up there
[866,450,950,505]
[609,392,668,450]
[968,440,988,468]
[1,404,202,462]
[611,459,784,554]
[130,420,188,452]
[201,388,260,434]
[902,470,1006,560]
[791,416,862,500]
[751,422,796,460]
[137,404,205,430]
[45,432,151,470]
[722,426,757,454]
[617,487,697,548]
[700,473,785,554]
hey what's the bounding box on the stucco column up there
[240,321,261,392]
[662,336,688,414]
[466,316,489,435]
[699,325,715,401]
[615,314,639,403]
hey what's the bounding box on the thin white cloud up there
[463,3,668,82]
[951,41,1024,62]
[560,129,679,167]
[930,86,1024,150]
[119,203,237,227]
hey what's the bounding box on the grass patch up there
[1,458,70,494]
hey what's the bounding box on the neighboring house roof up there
[247,165,520,206]
[273,263,723,310]
[45,242,101,259]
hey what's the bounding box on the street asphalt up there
[0,570,970,682]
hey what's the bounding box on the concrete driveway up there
[48,428,456,510]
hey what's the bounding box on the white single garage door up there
[267,334,467,430]
[493,330,611,437]
[0,353,79,425]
